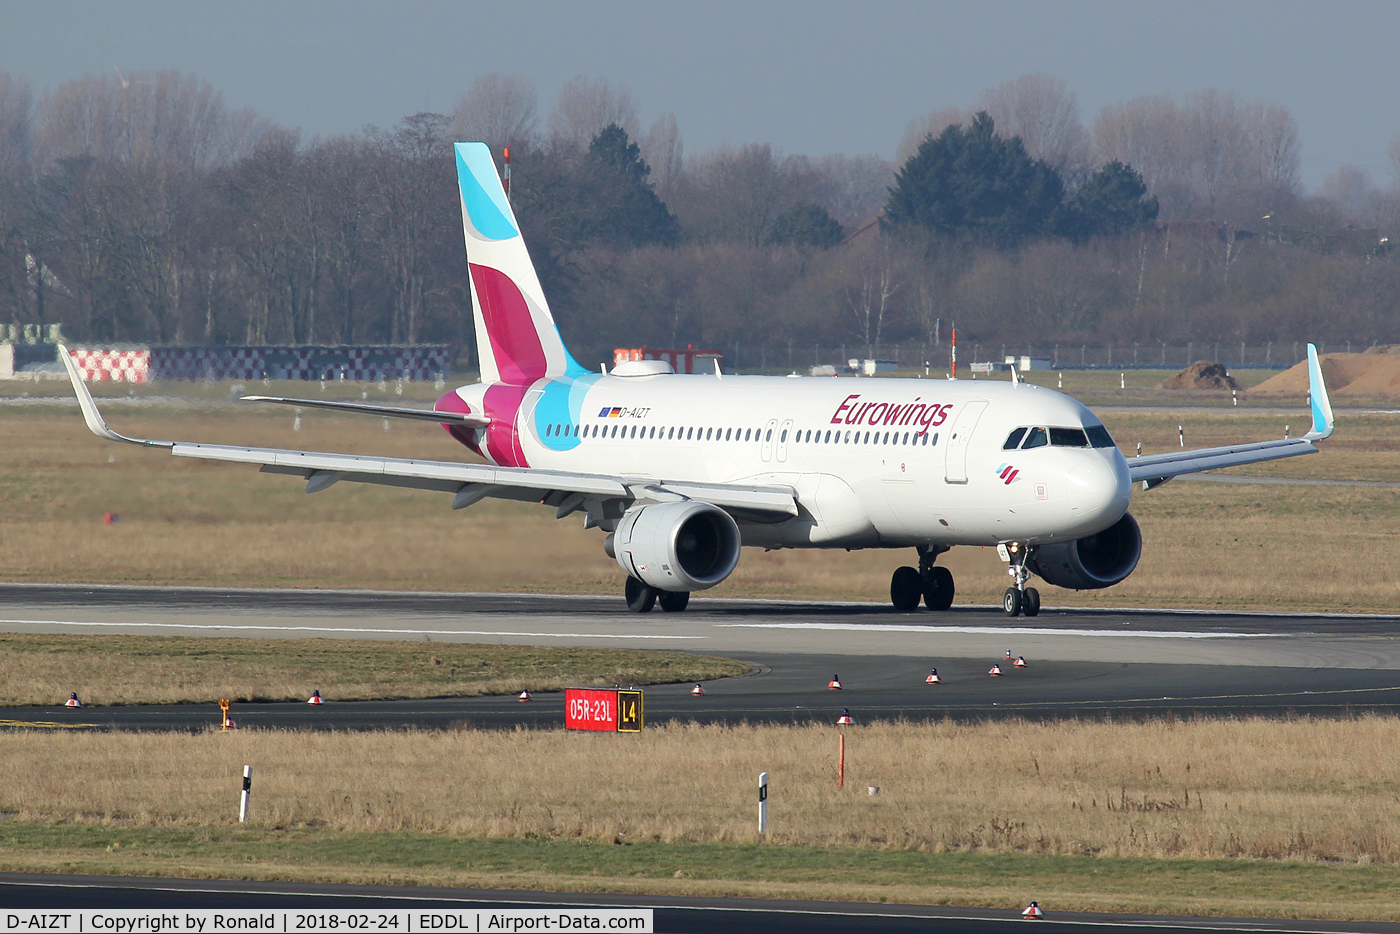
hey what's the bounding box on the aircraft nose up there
[1067,454,1131,524]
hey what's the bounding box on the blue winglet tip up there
[1305,343,1334,440]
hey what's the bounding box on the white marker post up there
[239,765,252,823]
[758,772,768,835]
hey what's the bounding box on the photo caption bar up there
[1,911,653,934]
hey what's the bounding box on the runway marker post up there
[238,765,251,823]
[758,772,768,834]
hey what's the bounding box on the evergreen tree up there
[585,123,678,248]
[885,111,1064,250]
[1062,160,1158,241]
[769,203,844,249]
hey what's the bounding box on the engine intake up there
[608,501,741,592]
[1029,512,1142,590]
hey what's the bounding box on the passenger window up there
[744,428,751,441]
[824,430,831,443]
[687,427,694,440]
[1085,424,1116,448]
[765,429,772,441]
[883,432,890,444]
[725,428,732,441]
[1021,427,1047,449]
[932,432,938,446]
[705,427,712,440]
[1003,427,1027,450]
[1049,427,1089,447]
[780,429,787,442]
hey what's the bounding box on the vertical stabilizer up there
[455,142,586,385]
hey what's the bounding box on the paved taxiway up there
[2,584,1399,729]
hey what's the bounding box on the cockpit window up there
[1003,427,1027,450]
[1049,427,1089,447]
[1085,424,1116,448]
[1021,427,1048,449]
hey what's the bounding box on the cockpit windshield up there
[1003,424,1117,450]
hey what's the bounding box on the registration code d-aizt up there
[565,688,643,732]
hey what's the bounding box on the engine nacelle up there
[1028,512,1142,590]
[606,502,741,592]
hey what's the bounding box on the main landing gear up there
[1001,542,1040,618]
[624,577,690,613]
[890,545,955,612]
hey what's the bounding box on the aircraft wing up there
[1128,343,1334,489]
[57,346,798,520]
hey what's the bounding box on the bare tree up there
[451,73,538,153]
[813,153,893,226]
[674,144,822,245]
[1094,90,1301,220]
[641,111,683,199]
[896,106,966,167]
[979,74,1090,185]
[549,76,639,152]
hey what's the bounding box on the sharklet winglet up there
[1303,342,1334,441]
[59,344,173,448]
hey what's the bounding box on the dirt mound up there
[1158,361,1243,391]
[1250,352,1400,398]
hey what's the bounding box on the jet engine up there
[606,501,741,592]
[1028,512,1142,590]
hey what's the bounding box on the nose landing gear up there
[1000,542,1040,617]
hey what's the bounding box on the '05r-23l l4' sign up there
[564,688,644,732]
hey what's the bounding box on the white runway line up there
[0,619,703,640]
[717,622,1271,639]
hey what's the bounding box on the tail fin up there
[1304,342,1334,440]
[455,142,587,384]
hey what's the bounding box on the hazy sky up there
[4,0,1397,191]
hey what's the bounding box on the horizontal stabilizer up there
[241,395,491,428]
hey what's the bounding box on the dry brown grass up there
[5,717,1400,865]
[1,401,1396,611]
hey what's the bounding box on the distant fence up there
[721,341,1370,374]
[66,345,451,383]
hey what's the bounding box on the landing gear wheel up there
[922,566,955,611]
[1022,587,1041,617]
[1003,587,1022,617]
[625,577,657,613]
[890,566,923,611]
[658,590,690,612]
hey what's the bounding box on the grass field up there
[0,634,748,707]
[5,717,1400,918]
[0,384,1395,611]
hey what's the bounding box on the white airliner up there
[59,142,1336,617]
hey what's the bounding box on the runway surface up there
[2,583,1400,729]
[2,872,1396,934]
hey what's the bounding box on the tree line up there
[0,70,1397,370]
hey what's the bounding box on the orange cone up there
[925,668,941,684]
[64,692,81,708]
[836,708,854,725]
[828,674,843,690]
[989,665,1004,677]
[307,690,323,705]
[1022,901,1044,920]
[518,690,532,702]
[690,683,705,696]
[1014,656,1028,669]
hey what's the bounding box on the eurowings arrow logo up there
[995,463,1020,485]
